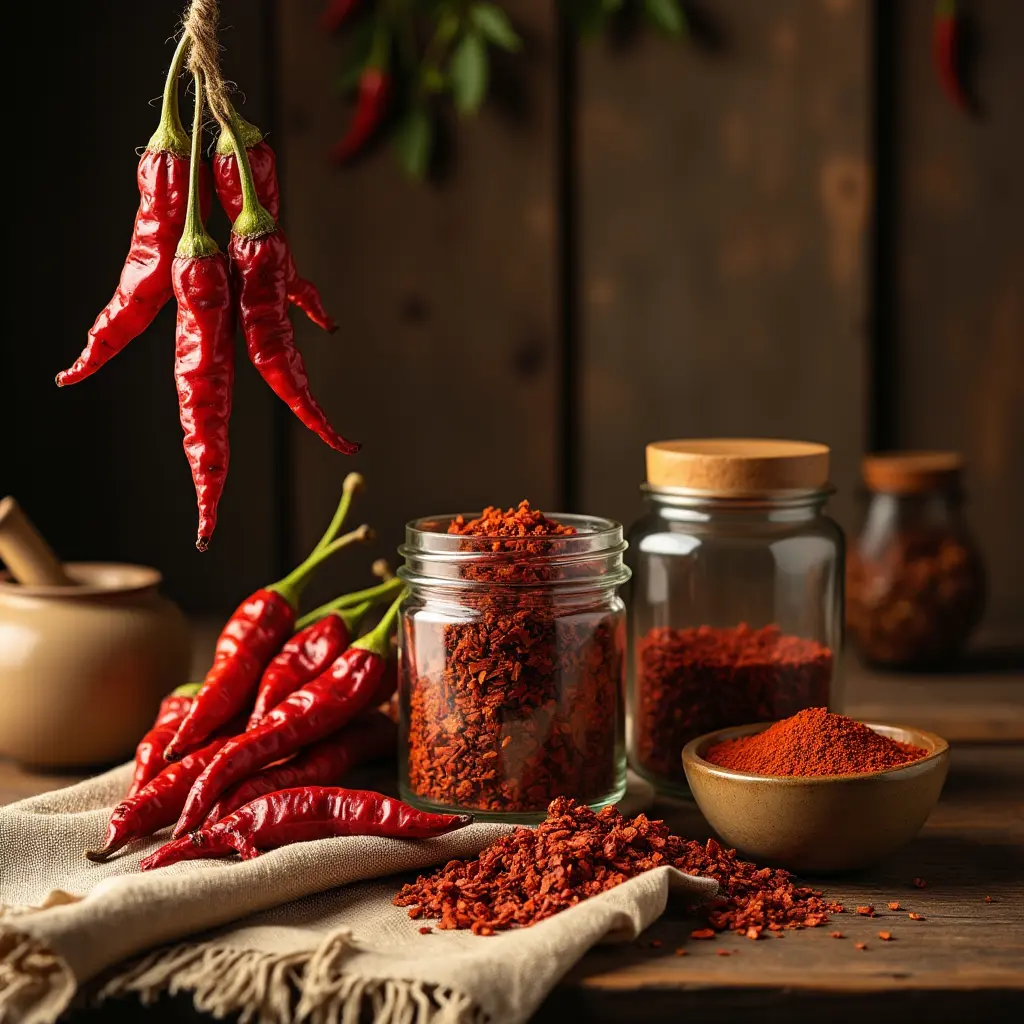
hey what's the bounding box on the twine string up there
[183,0,233,125]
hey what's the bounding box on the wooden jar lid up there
[862,451,963,494]
[646,439,830,494]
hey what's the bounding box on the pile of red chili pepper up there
[86,478,471,867]
[394,797,843,936]
[633,624,834,785]
[56,10,358,551]
[403,500,623,814]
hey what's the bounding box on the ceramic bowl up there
[681,721,949,873]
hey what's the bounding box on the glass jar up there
[846,452,985,668]
[397,512,630,823]
[627,439,844,796]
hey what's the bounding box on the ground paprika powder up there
[705,707,928,776]
[394,797,843,935]
[634,624,834,785]
[399,501,628,817]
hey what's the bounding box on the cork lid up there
[862,451,963,494]
[646,439,831,495]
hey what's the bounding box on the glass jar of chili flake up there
[397,501,630,823]
[627,440,843,797]
[846,452,985,668]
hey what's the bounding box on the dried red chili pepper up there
[248,576,402,729]
[86,730,231,862]
[403,501,622,814]
[319,0,363,33]
[394,797,842,935]
[330,67,392,164]
[165,481,371,759]
[634,624,834,786]
[172,70,236,552]
[221,114,359,454]
[933,0,968,111]
[704,708,928,777]
[173,592,403,836]
[144,786,471,870]
[126,682,201,800]
[213,112,336,334]
[57,34,211,387]
[205,710,396,825]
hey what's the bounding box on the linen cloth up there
[0,765,718,1024]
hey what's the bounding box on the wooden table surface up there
[2,657,1022,1022]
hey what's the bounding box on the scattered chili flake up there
[878,931,894,941]
[716,949,732,956]
[888,902,901,911]
[913,877,927,888]
[674,948,688,956]
[394,798,842,935]
[649,939,663,949]
[418,926,432,934]
[984,895,993,903]
[856,906,875,917]
[908,912,925,921]
[634,625,833,783]
[854,942,868,951]
[745,926,762,940]
[404,502,622,813]
[830,931,844,939]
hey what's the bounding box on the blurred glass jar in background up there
[627,440,844,797]
[846,452,985,669]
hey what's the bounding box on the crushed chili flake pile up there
[635,624,833,784]
[404,500,622,813]
[394,797,842,936]
[705,707,928,777]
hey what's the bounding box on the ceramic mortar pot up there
[682,721,949,873]
[0,564,190,767]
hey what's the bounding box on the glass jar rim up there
[640,481,835,509]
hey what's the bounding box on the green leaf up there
[394,107,433,180]
[470,3,522,52]
[644,0,687,37]
[449,31,488,116]
[422,66,447,94]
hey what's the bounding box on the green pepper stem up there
[351,589,406,659]
[312,474,365,556]
[295,576,403,630]
[148,33,191,156]
[176,73,219,259]
[216,110,263,156]
[222,103,276,238]
[339,600,371,634]
[270,525,373,608]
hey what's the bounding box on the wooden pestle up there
[0,496,75,586]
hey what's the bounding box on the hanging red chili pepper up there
[220,113,360,455]
[86,730,232,862]
[213,113,337,334]
[205,710,397,824]
[330,66,392,164]
[145,786,470,869]
[172,70,236,552]
[319,0,363,34]
[248,576,402,728]
[56,35,211,387]
[126,683,201,800]
[173,592,403,837]
[933,0,968,111]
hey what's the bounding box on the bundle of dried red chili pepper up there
[403,501,624,816]
[633,624,833,785]
[394,797,842,936]
[126,682,201,800]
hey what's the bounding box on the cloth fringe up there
[97,929,485,1024]
[0,927,76,1024]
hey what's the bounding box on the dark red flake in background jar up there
[404,501,623,813]
[634,623,833,785]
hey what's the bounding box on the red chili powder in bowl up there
[704,707,929,776]
[394,797,842,935]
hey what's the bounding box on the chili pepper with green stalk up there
[173,591,404,837]
[56,34,211,387]
[212,113,337,334]
[146,785,470,869]
[248,575,403,728]
[933,0,968,111]
[330,25,392,164]
[206,710,397,825]
[172,70,236,552]
[126,683,202,799]
[164,477,372,760]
